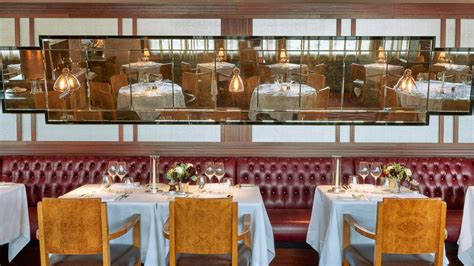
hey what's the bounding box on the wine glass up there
[215,162,225,183]
[107,161,118,183]
[204,162,215,182]
[358,161,370,184]
[370,162,383,188]
[117,162,128,183]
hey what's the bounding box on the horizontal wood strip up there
[2,3,474,18]
[0,142,473,157]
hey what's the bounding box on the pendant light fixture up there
[395,69,417,94]
[228,67,244,93]
[53,68,81,93]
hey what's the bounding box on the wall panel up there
[138,125,220,142]
[253,19,336,36]
[459,116,474,143]
[252,126,335,143]
[137,19,221,35]
[0,18,15,46]
[0,109,17,141]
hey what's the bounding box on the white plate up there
[6,87,27,94]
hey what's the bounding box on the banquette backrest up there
[235,157,354,209]
[354,157,474,210]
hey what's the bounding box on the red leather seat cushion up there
[267,209,311,242]
[446,209,463,243]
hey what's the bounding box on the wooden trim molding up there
[14,17,20,46]
[440,18,446,47]
[351,18,356,36]
[31,114,37,141]
[16,115,22,141]
[29,17,35,46]
[453,18,461,143]
[0,142,473,157]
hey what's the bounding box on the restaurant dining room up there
[0,0,474,266]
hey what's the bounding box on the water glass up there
[349,175,359,187]
[197,175,207,192]
[123,176,134,194]
[358,161,370,184]
[371,162,383,187]
[101,175,113,191]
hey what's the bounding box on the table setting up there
[121,61,163,82]
[433,63,470,82]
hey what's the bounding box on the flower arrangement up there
[383,163,413,182]
[166,162,198,183]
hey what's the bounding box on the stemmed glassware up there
[370,162,383,187]
[107,161,118,183]
[358,161,370,184]
[101,174,113,191]
[214,162,225,183]
[197,175,207,192]
[204,162,215,182]
[117,162,128,183]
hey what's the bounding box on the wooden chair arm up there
[238,214,252,247]
[163,219,170,239]
[343,214,376,240]
[109,214,141,240]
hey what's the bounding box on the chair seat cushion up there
[446,209,462,243]
[343,244,435,266]
[266,209,311,242]
[50,244,140,266]
[173,244,251,266]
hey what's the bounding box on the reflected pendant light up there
[217,48,225,62]
[376,46,386,63]
[279,48,287,63]
[438,51,446,63]
[53,68,81,93]
[395,69,417,94]
[228,67,244,93]
[143,48,151,61]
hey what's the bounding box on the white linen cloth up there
[62,184,275,266]
[121,62,162,82]
[268,63,308,77]
[248,83,316,121]
[364,63,404,90]
[397,80,471,111]
[458,186,474,265]
[7,64,22,75]
[197,62,235,82]
[117,82,186,121]
[306,185,448,266]
[0,183,30,262]
[434,63,470,83]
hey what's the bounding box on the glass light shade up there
[228,68,245,93]
[143,48,151,57]
[279,49,287,63]
[377,46,386,62]
[218,48,225,58]
[395,69,417,93]
[438,51,447,63]
[53,68,81,93]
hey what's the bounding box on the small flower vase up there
[177,181,189,195]
[389,179,401,193]
[169,180,177,192]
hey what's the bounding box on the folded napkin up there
[350,184,375,193]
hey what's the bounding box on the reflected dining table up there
[117,81,186,121]
[121,61,163,82]
[306,185,449,266]
[433,63,470,83]
[197,61,235,81]
[248,83,316,121]
[62,184,275,266]
[0,183,30,262]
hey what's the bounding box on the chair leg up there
[135,259,141,266]
[343,259,350,266]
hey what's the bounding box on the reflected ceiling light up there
[376,46,386,63]
[217,48,225,62]
[279,48,287,63]
[53,68,81,93]
[395,69,417,94]
[143,48,150,61]
[438,51,446,63]
[228,67,244,93]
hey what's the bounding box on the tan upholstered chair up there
[342,198,446,266]
[307,73,326,92]
[159,63,173,80]
[110,73,129,99]
[90,81,112,108]
[163,198,252,266]
[37,198,141,266]
[350,63,367,98]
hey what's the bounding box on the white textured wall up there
[137,19,221,36]
[0,18,15,46]
[138,125,220,142]
[253,19,337,36]
[0,109,17,141]
[253,125,336,142]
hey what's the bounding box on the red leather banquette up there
[0,156,472,244]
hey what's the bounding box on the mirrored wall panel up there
[1,36,472,124]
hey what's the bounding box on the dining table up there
[433,63,471,83]
[457,186,474,265]
[7,64,22,75]
[248,83,316,121]
[397,80,471,111]
[117,81,186,121]
[121,61,163,82]
[364,63,405,89]
[0,183,30,262]
[197,61,235,81]
[267,63,308,79]
[306,185,449,266]
[61,183,275,266]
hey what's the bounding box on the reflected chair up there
[33,92,47,109]
[300,86,330,120]
[315,87,330,109]
[350,64,367,99]
[342,198,446,266]
[90,65,105,82]
[163,198,252,266]
[182,71,213,108]
[410,64,425,80]
[97,90,118,120]
[110,73,129,99]
[379,74,400,109]
[90,82,112,108]
[312,63,327,75]
[259,65,277,83]
[442,99,470,112]
[416,55,425,63]
[45,91,68,110]
[307,73,326,92]
[73,111,104,121]
[105,62,119,82]
[181,62,197,74]
[37,198,141,266]
[160,63,173,80]
[245,76,259,103]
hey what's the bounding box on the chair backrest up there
[375,198,446,265]
[169,198,237,256]
[34,92,47,109]
[110,73,128,97]
[98,90,116,110]
[380,74,399,108]
[430,65,446,74]
[182,72,199,95]
[315,87,330,109]
[312,63,327,75]
[416,55,425,63]
[46,91,68,110]
[90,81,111,107]
[307,73,326,92]
[160,63,173,80]
[259,65,274,83]
[245,76,259,102]
[181,62,193,73]
[411,64,425,79]
[351,63,366,81]
[38,198,108,255]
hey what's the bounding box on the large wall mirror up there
[1,36,472,124]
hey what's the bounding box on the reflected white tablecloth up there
[62,184,275,266]
[268,63,308,77]
[7,64,21,75]
[306,185,448,266]
[458,186,474,265]
[249,83,316,121]
[117,82,185,121]
[434,63,470,83]
[397,80,471,110]
[197,62,235,81]
[0,183,30,262]
[364,63,404,89]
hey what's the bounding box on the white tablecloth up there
[306,185,448,266]
[364,63,404,88]
[197,62,235,81]
[62,184,275,266]
[434,63,470,83]
[7,64,21,75]
[397,80,471,110]
[0,183,30,262]
[117,82,186,121]
[121,62,162,75]
[458,186,474,265]
[249,83,316,121]
[268,63,308,78]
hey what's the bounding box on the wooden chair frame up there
[37,199,141,266]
